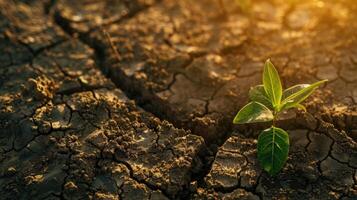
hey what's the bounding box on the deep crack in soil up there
[1,0,357,199]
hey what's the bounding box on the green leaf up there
[282,84,309,99]
[257,127,289,176]
[233,102,274,124]
[263,59,282,109]
[280,80,327,111]
[249,85,273,109]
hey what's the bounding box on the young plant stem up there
[272,111,277,127]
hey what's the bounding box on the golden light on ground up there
[0,0,356,199]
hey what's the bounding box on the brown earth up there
[0,0,356,199]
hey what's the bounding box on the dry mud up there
[0,0,356,199]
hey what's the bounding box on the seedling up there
[233,59,327,175]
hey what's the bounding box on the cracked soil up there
[0,0,356,199]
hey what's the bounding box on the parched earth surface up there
[0,0,356,199]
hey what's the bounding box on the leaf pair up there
[232,59,327,176]
[233,59,281,125]
[261,59,327,113]
[233,60,327,124]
